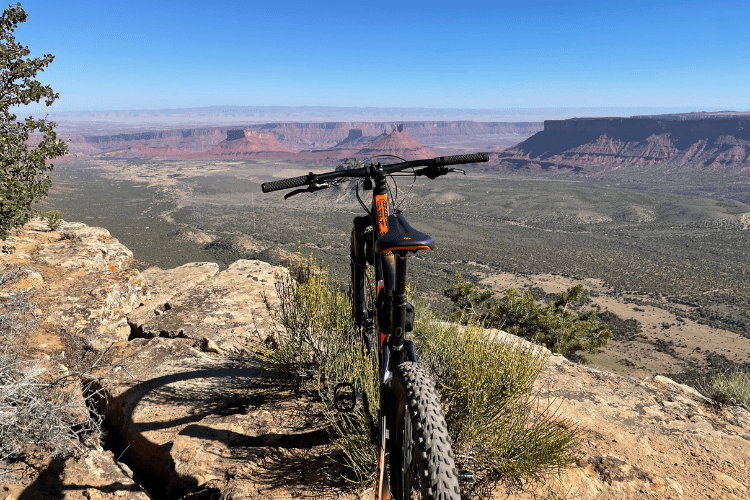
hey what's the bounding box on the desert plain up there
[37,150,750,383]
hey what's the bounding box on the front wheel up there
[388,362,460,500]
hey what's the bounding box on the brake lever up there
[283,182,331,200]
[417,166,466,180]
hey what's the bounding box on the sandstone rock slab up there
[94,337,279,498]
[128,259,281,354]
[126,262,220,335]
[2,221,145,347]
[503,350,750,499]
[169,408,331,498]
[0,448,151,500]
[11,220,134,271]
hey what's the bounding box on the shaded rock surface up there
[0,447,151,500]
[2,222,749,499]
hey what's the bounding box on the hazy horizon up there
[36,106,750,132]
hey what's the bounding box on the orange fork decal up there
[374,193,389,236]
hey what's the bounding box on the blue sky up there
[15,0,750,112]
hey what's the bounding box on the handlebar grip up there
[261,175,309,193]
[439,152,490,166]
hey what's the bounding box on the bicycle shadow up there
[95,352,338,498]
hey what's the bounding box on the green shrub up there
[257,254,354,381]
[260,257,579,492]
[45,210,62,231]
[413,307,579,491]
[444,272,611,361]
[698,370,750,410]
[256,255,378,482]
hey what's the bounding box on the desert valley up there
[39,111,750,380]
[4,109,750,499]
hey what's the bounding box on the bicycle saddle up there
[374,213,434,253]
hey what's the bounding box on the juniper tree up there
[444,272,611,361]
[1,3,68,242]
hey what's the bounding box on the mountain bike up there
[262,152,490,499]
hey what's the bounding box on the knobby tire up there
[389,362,460,500]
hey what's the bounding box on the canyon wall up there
[497,116,750,169]
[70,121,541,156]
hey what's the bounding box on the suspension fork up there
[351,215,372,330]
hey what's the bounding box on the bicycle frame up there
[262,152,489,499]
[350,164,420,497]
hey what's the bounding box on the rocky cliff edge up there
[1,221,748,499]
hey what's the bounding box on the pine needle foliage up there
[444,272,611,361]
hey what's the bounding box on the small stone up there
[200,337,224,355]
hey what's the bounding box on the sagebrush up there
[256,255,378,481]
[413,308,579,491]
[45,210,62,231]
[259,255,579,492]
[698,369,750,410]
[0,263,104,463]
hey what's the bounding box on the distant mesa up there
[355,124,434,160]
[292,124,434,162]
[206,130,296,156]
[333,129,364,147]
[52,121,541,162]
[327,129,384,155]
[495,115,750,171]
[225,129,250,141]
[55,115,750,171]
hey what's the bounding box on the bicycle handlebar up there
[260,175,309,193]
[261,152,490,194]
[437,152,490,166]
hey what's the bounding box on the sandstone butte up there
[75,124,437,163]
[1,220,749,500]
[351,124,435,160]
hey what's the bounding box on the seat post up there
[390,251,408,351]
